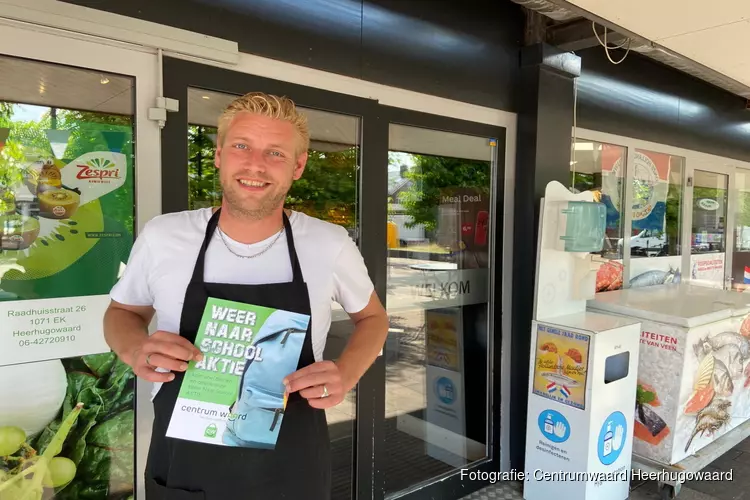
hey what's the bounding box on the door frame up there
[160,55,386,500]
[378,105,505,500]
[683,162,734,290]
[0,19,163,500]
[159,56,507,500]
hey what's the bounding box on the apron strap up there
[282,210,305,285]
[190,208,304,285]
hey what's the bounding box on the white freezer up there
[588,284,750,465]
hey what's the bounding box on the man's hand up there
[126,331,204,383]
[283,361,345,409]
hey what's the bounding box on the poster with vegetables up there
[532,324,590,411]
[0,107,136,499]
[0,353,135,500]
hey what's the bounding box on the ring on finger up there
[146,354,154,367]
[321,385,329,398]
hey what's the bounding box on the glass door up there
[0,22,160,500]
[160,56,384,500]
[160,57,505,500]
[689,169,729,289]
[380,108,504,500]
[731,168,750,291]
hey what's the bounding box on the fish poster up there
[633,311,750,465]
[601,148,672,232]
[532,324,590,411]
[166,297,310,449]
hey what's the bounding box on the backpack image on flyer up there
[222,310,308,449]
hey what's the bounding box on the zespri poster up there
[0,117,134,367]
[166,298,310,449]
[0,105,136,500]
[532,323,590,411]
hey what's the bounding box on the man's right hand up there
[127,331,204,383]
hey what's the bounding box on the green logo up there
[204,423,217,438]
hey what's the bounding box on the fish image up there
[695,340,744,379]
[634,382,671,445]
[684,399,732,452]
[629,267,681,288]
[714,344,744,379]
[700,332,750,360]
[713,358,734,396]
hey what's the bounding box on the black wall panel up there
[61,0,524,111]
[577,47,750,162]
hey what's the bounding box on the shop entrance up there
[159,56,505,500]
[686,168,730,289]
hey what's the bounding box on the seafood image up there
[693,342,743,379]
[596,260,623,292]
[685,354,715,415]
[629,267,681,288]
[741,315,750,338]
[712,358,734,397]
[697,332,750,360]
[634,382,670,445]
[684,399,732,452]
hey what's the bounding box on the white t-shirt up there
[110,208,374,399]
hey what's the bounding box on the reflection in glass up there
[385,126,493,494]
[732,169,750,291]
[689,170,728,289]
[628,150,684,288]
[187,88,360,500]
[187,88,359,233]
[570,139,627,293]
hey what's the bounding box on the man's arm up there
[284,291,388,408]
[103,301,154,366]
[104,300,203,383]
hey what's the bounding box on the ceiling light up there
[38,84,45,95]
[202,95,210,100]
[100,77,110,85]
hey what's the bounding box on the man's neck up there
[215,203,288,245]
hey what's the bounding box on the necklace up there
[217,225,284,259]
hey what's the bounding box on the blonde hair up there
[217,91,310,155]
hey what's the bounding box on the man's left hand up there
[283,361,346,409]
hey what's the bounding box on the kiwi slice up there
[2,200,103,281]
[38,188,81,219]
[0,214,40,250]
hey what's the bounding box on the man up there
[103,92,388,499]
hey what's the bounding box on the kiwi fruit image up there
[0,215,40,250]
[38,188,80,219]
[37,161,63,194]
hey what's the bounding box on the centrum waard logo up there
[76,157,121,181]
[204,423,218,438]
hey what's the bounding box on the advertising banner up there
[601,148,672,232]
[532,325,590,411]
[0,114,136,500]
[436,187,490,270]
[166,298,310,449]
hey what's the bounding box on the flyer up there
[532,324,590,411]
[166,297,310,449]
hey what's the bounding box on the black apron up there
[144,208,331,499]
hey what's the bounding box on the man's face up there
[215,112,307,219]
